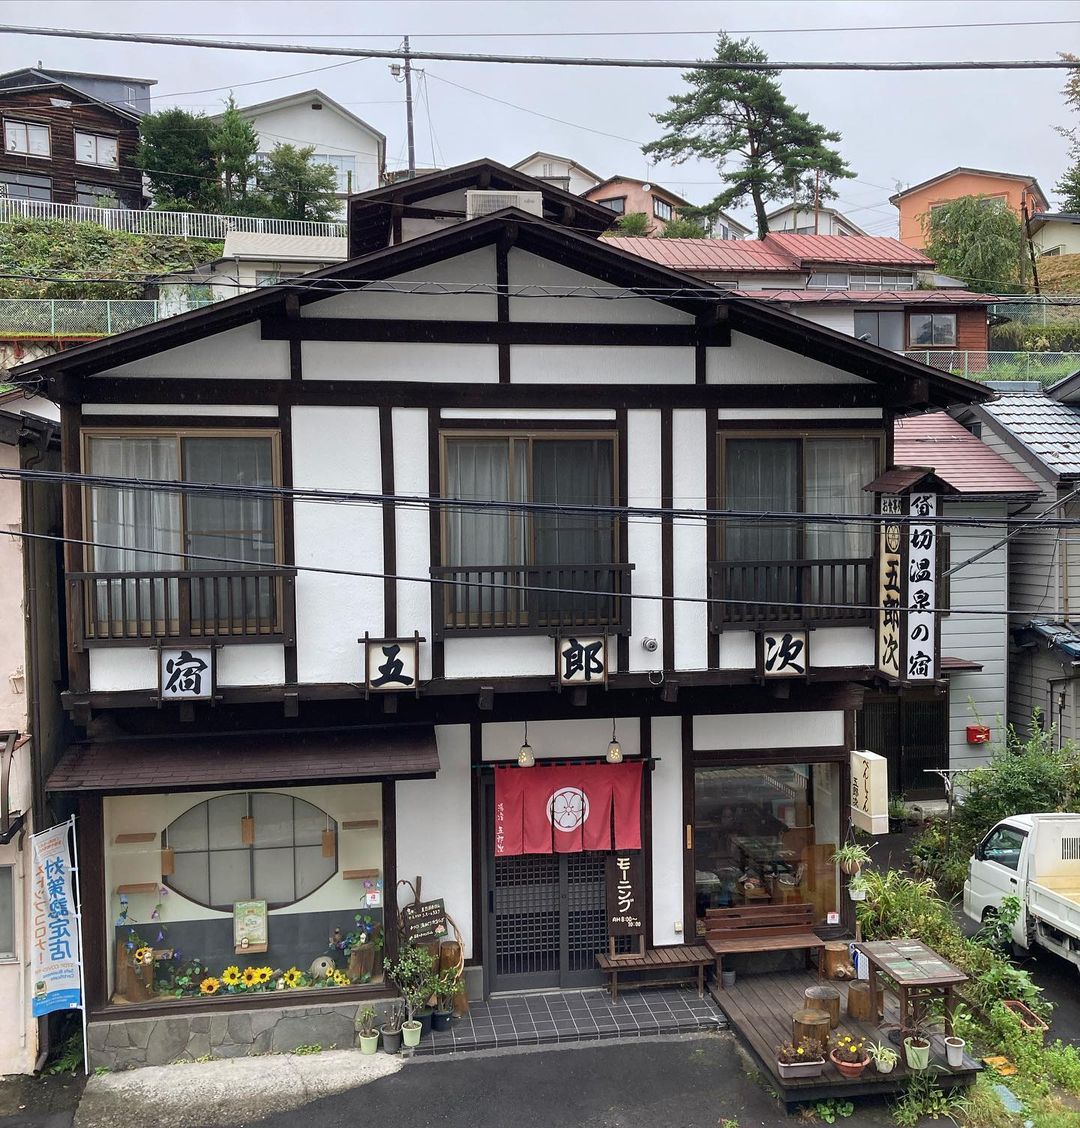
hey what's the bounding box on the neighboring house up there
[0,390,62,1075]
[952,380,1080,744]
[0,67,155,115]
[613,233,993,355]
[890,167,1049,251]
[218,89,386,204]
[0,79,144,208]
[766,203,867,238]
[512,151,603,195]
[9,158,990,1069]
[1028,213,1080,257]
[157,231,348,314]
[583,176,692,235]
[858,412,1040,794]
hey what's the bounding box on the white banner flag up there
[30,819,83,1018]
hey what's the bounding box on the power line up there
[151,55,369,100]
[1,25,1076,71]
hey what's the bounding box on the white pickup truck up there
[963,813,1080,971]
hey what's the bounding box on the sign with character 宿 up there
[159,647,213,702]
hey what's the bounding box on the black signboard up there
[605,852,644,937]
[400,898,449,943]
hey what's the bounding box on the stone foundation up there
[88,998,399,1071]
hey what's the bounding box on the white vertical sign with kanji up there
[906,492,937,681]
[876,496,903,680]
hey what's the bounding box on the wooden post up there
[847,980,884,1022]
[804,984,841,1029]
[792,1008,831,1050]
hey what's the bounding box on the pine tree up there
[1055,54,1080,212]
[643,34,854,238]
[250,144,339,222]
[135,109,219,212]
[210,95,260,213]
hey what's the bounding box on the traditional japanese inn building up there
[9,160,991,1066]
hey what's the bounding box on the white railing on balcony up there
[0,198,346,240]
[0,298,215,337]
[906,350,1080,386]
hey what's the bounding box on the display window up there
[693,762,841,930]
[104,783,385,1005]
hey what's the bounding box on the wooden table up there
[855,939,968,1036]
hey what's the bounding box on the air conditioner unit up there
[465,190,544,221]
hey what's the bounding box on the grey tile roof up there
[982,393,1080,477]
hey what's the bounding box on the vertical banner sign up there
[850,750,889,835]
[876,496,903,680]
[906,492,938,682]
[605,852,644,937]
[30,820,83,1017]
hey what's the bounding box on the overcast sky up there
[3,0,1078,233]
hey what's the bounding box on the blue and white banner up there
[30,819,83,1018]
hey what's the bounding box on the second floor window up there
[0,170,51,200]
[74,131,119,167]
[653,198,674,221]
[597,196,625,214]
[4,120,50,157]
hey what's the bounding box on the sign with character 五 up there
[363,633,423,694]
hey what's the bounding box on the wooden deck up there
[710,969,981,1105]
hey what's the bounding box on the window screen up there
[0,867,13,958]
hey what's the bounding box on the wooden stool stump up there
[792,1007,831,1051]
[847,980,885,1022]
[822,941,855,980]
[804,984,841,1029]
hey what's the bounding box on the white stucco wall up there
[650,715,684,946]
[672,410,708,671]
[708,332,870,385]
[103,323,290,381]
[626,410,663,674]
[694,710,846,751]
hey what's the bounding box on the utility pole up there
[813,168,821,235]
[1022,197,1041,296]
[403,35,416,179]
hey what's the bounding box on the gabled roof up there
[0,66,156,86]
[512,151,605,183]
[346,158,617,256]
[8,207,992,412]
[765,203,869,236]
[893,412,1040,496]
[604,234,931,272]
[863,466,957,495]
[586,176,692,208]
[217,88,386,148]
[1029,212,1080,235]
[979,392,1080,480]
[889,167,1049,208]
[0,77,142,123]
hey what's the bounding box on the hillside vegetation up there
[1037,252,1080,294]
[0,219,223,300]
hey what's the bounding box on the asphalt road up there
[223,1034,897,1128]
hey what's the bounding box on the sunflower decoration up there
[331,970,350,987]
[132,946,153,965]
[199,976,221,996]
[283,967,303,989]
[241,966,259,988]
[255,966,274,985]
[221,965,241,988]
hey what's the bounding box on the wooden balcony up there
[69,568,297,648]
[709,559,873,631]
[430,563,633,639]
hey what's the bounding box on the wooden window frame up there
[73,129,120,169]
[596,196,626,214]
[653,197,674,222]
[3,118,51,159]
[908,311,957,348]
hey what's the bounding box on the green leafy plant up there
[891,1073,965,1126]
[357,1005,378,1037]
[384,944,438,1022]
[921,194,1026,293]
[829,1032,868,1064]
[888,795,908,821]
[777,1036,825,1064]
[381,1001,404,1033]
[607,212,651,237]
[658,217,708,238]
[868,1041,899,1069]
[811,1098,854,1122]
[45,1031,83,1075]
[434,967,462,1012]
[292,1043,322,1055]
[831,843,872,873]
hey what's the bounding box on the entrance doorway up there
[859,689,948,798]
[483,780,629,992]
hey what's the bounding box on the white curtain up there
[804,439,876,560]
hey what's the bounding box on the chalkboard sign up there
[400,898,449,943]
[606,852,644,937]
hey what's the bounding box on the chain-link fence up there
[906,350,1080,386]
[0,299,214,337]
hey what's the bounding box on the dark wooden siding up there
[0,86,143,207]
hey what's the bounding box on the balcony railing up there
[69,568,296,648]
[709,558,873,631]
[0,197,346,239]
[906,350,1080,386]
[430,563,634,639]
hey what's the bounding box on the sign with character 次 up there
[758,629,809,679]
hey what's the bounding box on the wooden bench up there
[596,943,713,1003]
[705,903,825,988]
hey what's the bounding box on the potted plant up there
[868,1041,899,1075]
[831,843,872,876]
[384,943,438,1047]
[944,1036,966,1069]
[776,1037,827,1080]
[380,1002,404,1055]
[903,1030,932,1070]
[829,1032,870,1079]
[888,796,907,835]
[432,968,460,1032]
[848,872,869,902]
[356,1005,380,1055]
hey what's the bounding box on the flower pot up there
[904,1037,931,1071]
[381,1026,402,1055]
[778,1057,826,1080]
[358,1031,380,1055]
[839,860,862,876]
[944,1036,965,1069]
[402,1019,423,1048]
[721,969,736,988]
[848,887,867,901]
[888,817,905,834]
[829,1050,869,1079]
[874,1057,896,1075]
[432,1009,454,1032]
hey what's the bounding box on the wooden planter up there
[347,943,376,983]
[778,1057,827,1079]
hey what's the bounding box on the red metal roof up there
[608,236,798,272]
[893,413,1040,495]
[762,233,932,267]
[734,289,995,305]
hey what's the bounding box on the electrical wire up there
[1,25,1075,71]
